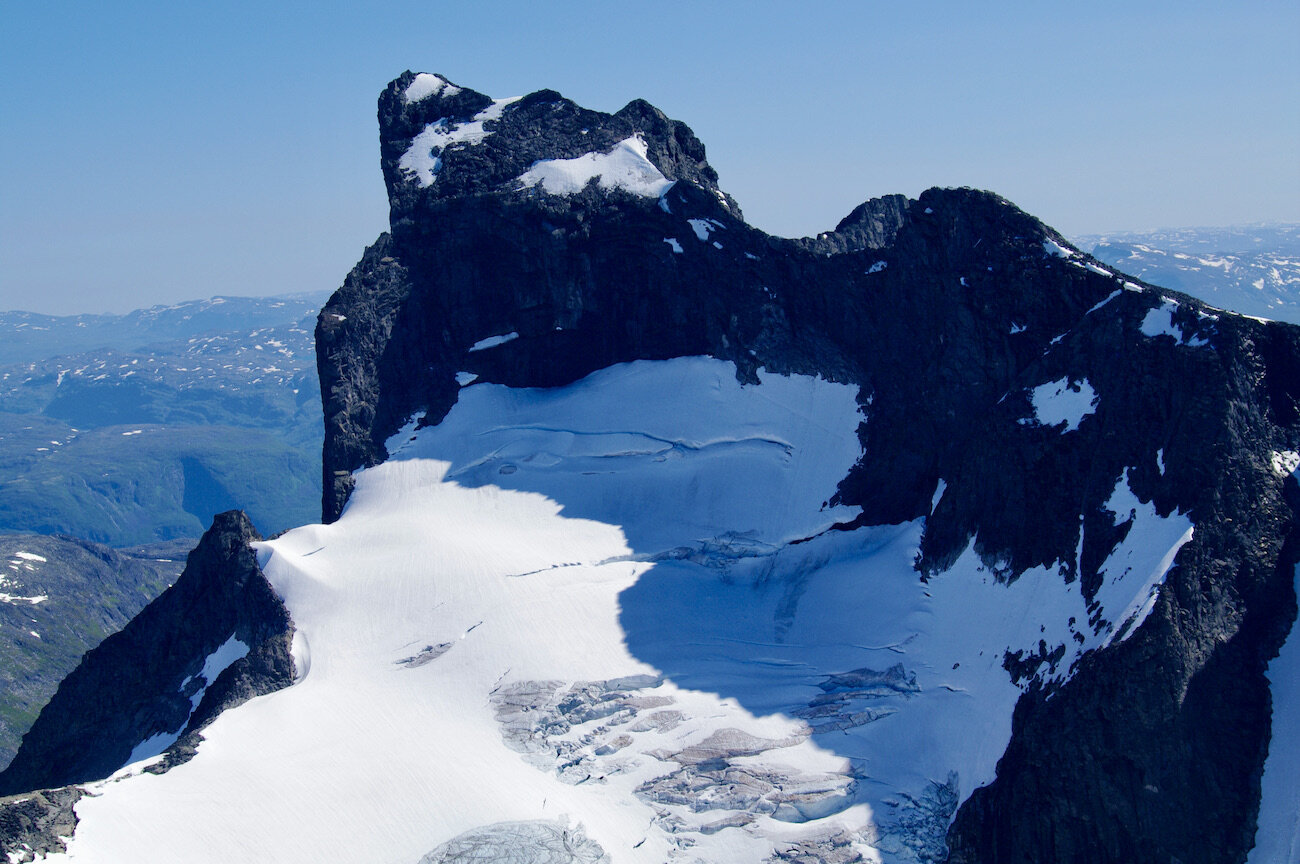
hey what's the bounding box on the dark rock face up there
[316,73,1300,862]
[0,511,294,796]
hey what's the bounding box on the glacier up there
[40,357,1196,863]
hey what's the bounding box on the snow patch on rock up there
[399,97,521,187]
[468,332,519,352]
[403,73,461,104]
[1025,377,1097,432]
[517,136,674,199]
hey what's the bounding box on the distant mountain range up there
[0,533,186,768]
[1076,224,1300,324]
[0,292,329,546]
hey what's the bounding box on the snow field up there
[48,358,1197,863]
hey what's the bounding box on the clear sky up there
[2,1,1297,315]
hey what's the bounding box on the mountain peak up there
[379,72,739,223]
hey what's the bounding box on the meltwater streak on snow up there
[1249,561,1300,864]
[516,136,675,199]
[48,358,1199,863]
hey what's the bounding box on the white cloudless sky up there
[1,0,1297,314]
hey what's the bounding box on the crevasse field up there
[47,357,1195,863]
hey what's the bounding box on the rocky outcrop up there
[0,534,183,768]
[0,511,294,796]
[316,72,1300,862]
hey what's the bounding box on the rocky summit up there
[2,72,1298,863]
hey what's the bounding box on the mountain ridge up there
[2,72,1297,863]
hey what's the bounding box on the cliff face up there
[315,73,1300,861]
[0,511,294,798]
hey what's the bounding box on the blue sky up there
[2,1,1297,314]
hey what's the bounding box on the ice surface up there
[48,357,1199,864]
[1027,377,1097,432]
[1085,290,1121,316]
[517,136,675,198]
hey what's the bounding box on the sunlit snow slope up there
[51,358,1193,863]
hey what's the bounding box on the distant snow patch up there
[468,332,519,352]
[664,238,683,254]
[516,136,674,198]
[14,552,45,562]
[0,592,47,605]
[1027,377,1097,432]
[403,73,461,103]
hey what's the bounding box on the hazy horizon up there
[3,1,1297,315]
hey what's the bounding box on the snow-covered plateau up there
[43,357,1195,863]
